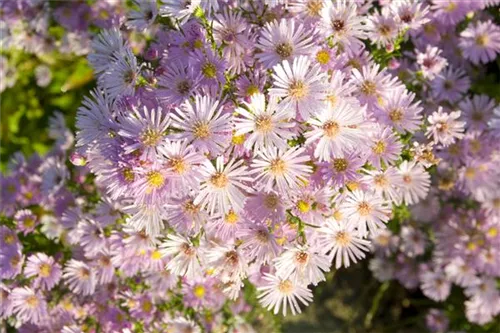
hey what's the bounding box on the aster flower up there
[341,189,391,238]
[14,209,38,235]
[390,0,430,31]
[63,260,97,296]
[157,61,202,105]
[123,202,166,237]
[318,151,364,188]
[430,67,470,103]
[367,127,403,169]
[397,160,431,205]
[431,0,470,27]
[102,48,140,100]
[459,95,496,132]
[318,218,371,269]
[206,244,248,283]
[364,167,404,204]
[195,156,253,214]
[426,108,465,147]
[269,55,327,120]
[126,0,157,32]
[251,146,312,195]
[257,273,313,316]
[350,63,398,107]
[170,94,232,156]
[416,46,448,80]
[164,195,207,234]
[237,222,281,264]
[256,19,314,69]
[459,20,500,65]
[118,106,170,161]
[10,287,48,325]
[420,268,451,302]
[305,100,367,161]
[376,87,423,133]
[274,245,330,285]
[87,28,126,74]
[189,49,227,86]
[159,234,202,280]
[365,7,400,48]
[244,191,286,224]
[234,93,295,152]
[24,253,61,291]
[159,0,201,24]
[319,0,366,55]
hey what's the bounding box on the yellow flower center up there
[316,50,330,65]
[151,250,162,260]
[332,158,348,172]
[270,158,287,175]
[255,115,273,133]
[475,35,488,46]
[295,251,309,264]
[194,285,206,298]
[4,234,15,244]
[169,157,187,174]
[335,231,351,246]
[296,200,310,213]
[322,120,340,138]
[146,171,165,188]
[278,279,294,294]
[26,295,39,308]
[142,300,153,312]
[357,201,371,216]
[246,84,260,96]
[193,122,211,139]
[39,263,52,277]
[232,134,245,145]
[360,80,377,96]
[372,141,386,155]
[140,129,162,146]
[264,193,279,209]
[306,0,323,16]
[201,63,217,79]
[210,172,229,188]
[288,80,308,100]
[224,211,239,225]
[123,168,135,183]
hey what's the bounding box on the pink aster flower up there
[305,100,367,161]
[376,87,423,133]
[416,46,448,80]
[63,260,97,296]
[397,160,431,205]
[251,146,312,195]
[195,156,253,214]
[269,55,327,120]
[274,245,330,286]
[234,93,295,152]
[14,209,38,235]
[159,234,202,280]
[341,189,391,238]
[10,287,48,325]
[459,20,500,65]
[256,19,314,69]
[430,66,470,103]
[367,126,403,169]
[459,95,496,132]
[257,273,313,316]
[426,107,465,147]
[318,218,371,269]
[25,253,62,291]
[170,94,232,156]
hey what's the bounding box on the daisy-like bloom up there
[420,268,451,302]
[288,0,325,23]
[397,160,431,205]
[341,189,391,238]
[350,63,398,107]
[365,7,399,48]
[63,260,97,296]
[159,234,202,280]
[10,287,48,325]
[76,89,116,148]
[14,209,38,235]
[415,46,448,80]
[195,156,253,214]
[157,61,201,105]
[444,257,478,288]
[189,49,227,86]
[364,167,404,204]
[305,100,367,161]
[123,202,165,237]
[159,0,201,24]
[430,67,470,104]
[158,139,207,193]
[24,253,62,291]
[102,48,140,100]
[426,108,465,147]
[118,106,170,161]
[206,244,248,283]
[431,0,470,27]
[459,20,500,65]
[170,94,232,156]
[318,218,371,269]
[234,93,295,152]
[244,191,286,224]
[318,151,364,188]
[167,317,201,333]
[289,184,334,225]
[257,273,313,316]
[235,69,267,101]
[164,195,207,234]
[274,245,330,286]
[126,0,157,32]
[319,0,366,55]
[376,87,423,133]
[213,9,253,75]
[256,19,314,69]
[367,127,403,169]
[269,55,327,120]
[207,209,245,241]
[390,0,430,31]
[426,309,450,333]
[459,95,496,132]
[87,28,126,74]
[251,146,312,194]
[237,222,281,264]
[0,248,23,280]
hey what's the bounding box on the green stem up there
[364,281,390,330]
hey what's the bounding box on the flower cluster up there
[1,0,500,332]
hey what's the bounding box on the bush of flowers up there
[1,0,500,332]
